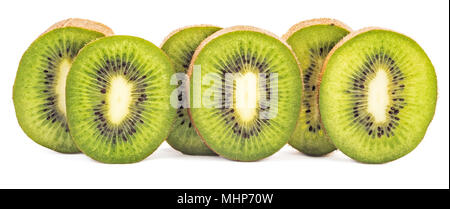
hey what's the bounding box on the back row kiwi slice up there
[66,35,176,163]
[188,26,302,161]
[161,25,222,155]
[283,18,351,156]
[13,18,113,153]
[319,28,437,163]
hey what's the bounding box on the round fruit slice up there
[13,18,113,153]
[319,28,437,163]
[66,35,176,163]
[161,25,222,155]
[188,26,302,161]
[283,18,351,156]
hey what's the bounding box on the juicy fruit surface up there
[190,30,302,161]
[286,24,350,156]
[161,26,221,155]
[319,29,437,163]
[13,27,105,153]
[66,36,176,163]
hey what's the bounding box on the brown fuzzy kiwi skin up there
[185,25,304,161]
[282,18,352,155]
[282,18,352,40]
[159,24,222,48]
[317,27,438,163]
[42,18,114,37]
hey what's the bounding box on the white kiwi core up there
[235,72,258,122]
[55,59,72,115]
[367,69,389,123]
[107,76,133,124]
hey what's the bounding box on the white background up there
[0,0,448,189]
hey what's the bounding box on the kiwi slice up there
[283,18,351,156]
[161,25,222,155]
[66,35,176,163]
[319,28,437,163]
[188,26,302,161]
[13,18,113,153]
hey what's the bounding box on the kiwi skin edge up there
[318,27,437,164]
[283,18,352,156]
[159,24,222,48]
[42,18,114,37]
[186,25,304,161]
[282,18,352,40]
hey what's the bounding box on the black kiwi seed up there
[212,50,273,139]
[87,56,150,143]
[36,41,83,133]
[348,52,406,138]
[300,41,338,132]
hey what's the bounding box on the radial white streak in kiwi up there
[235,72,258,122]
[367,70,389,123]
[107,76,133,125]
[55,58,72,115]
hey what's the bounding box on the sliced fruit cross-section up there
[188,26,303,161]
[161,25,222,155]
[283,18,351,156]
[66,35,176,163]
[319,28,437,163]
[13,19,112,153]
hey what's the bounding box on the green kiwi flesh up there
[319,28,437,163]
[13,27,106,153]
[66,35,176,163]
[188,26,302,161]
[161,25,221,155]
[284,19,351,156]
